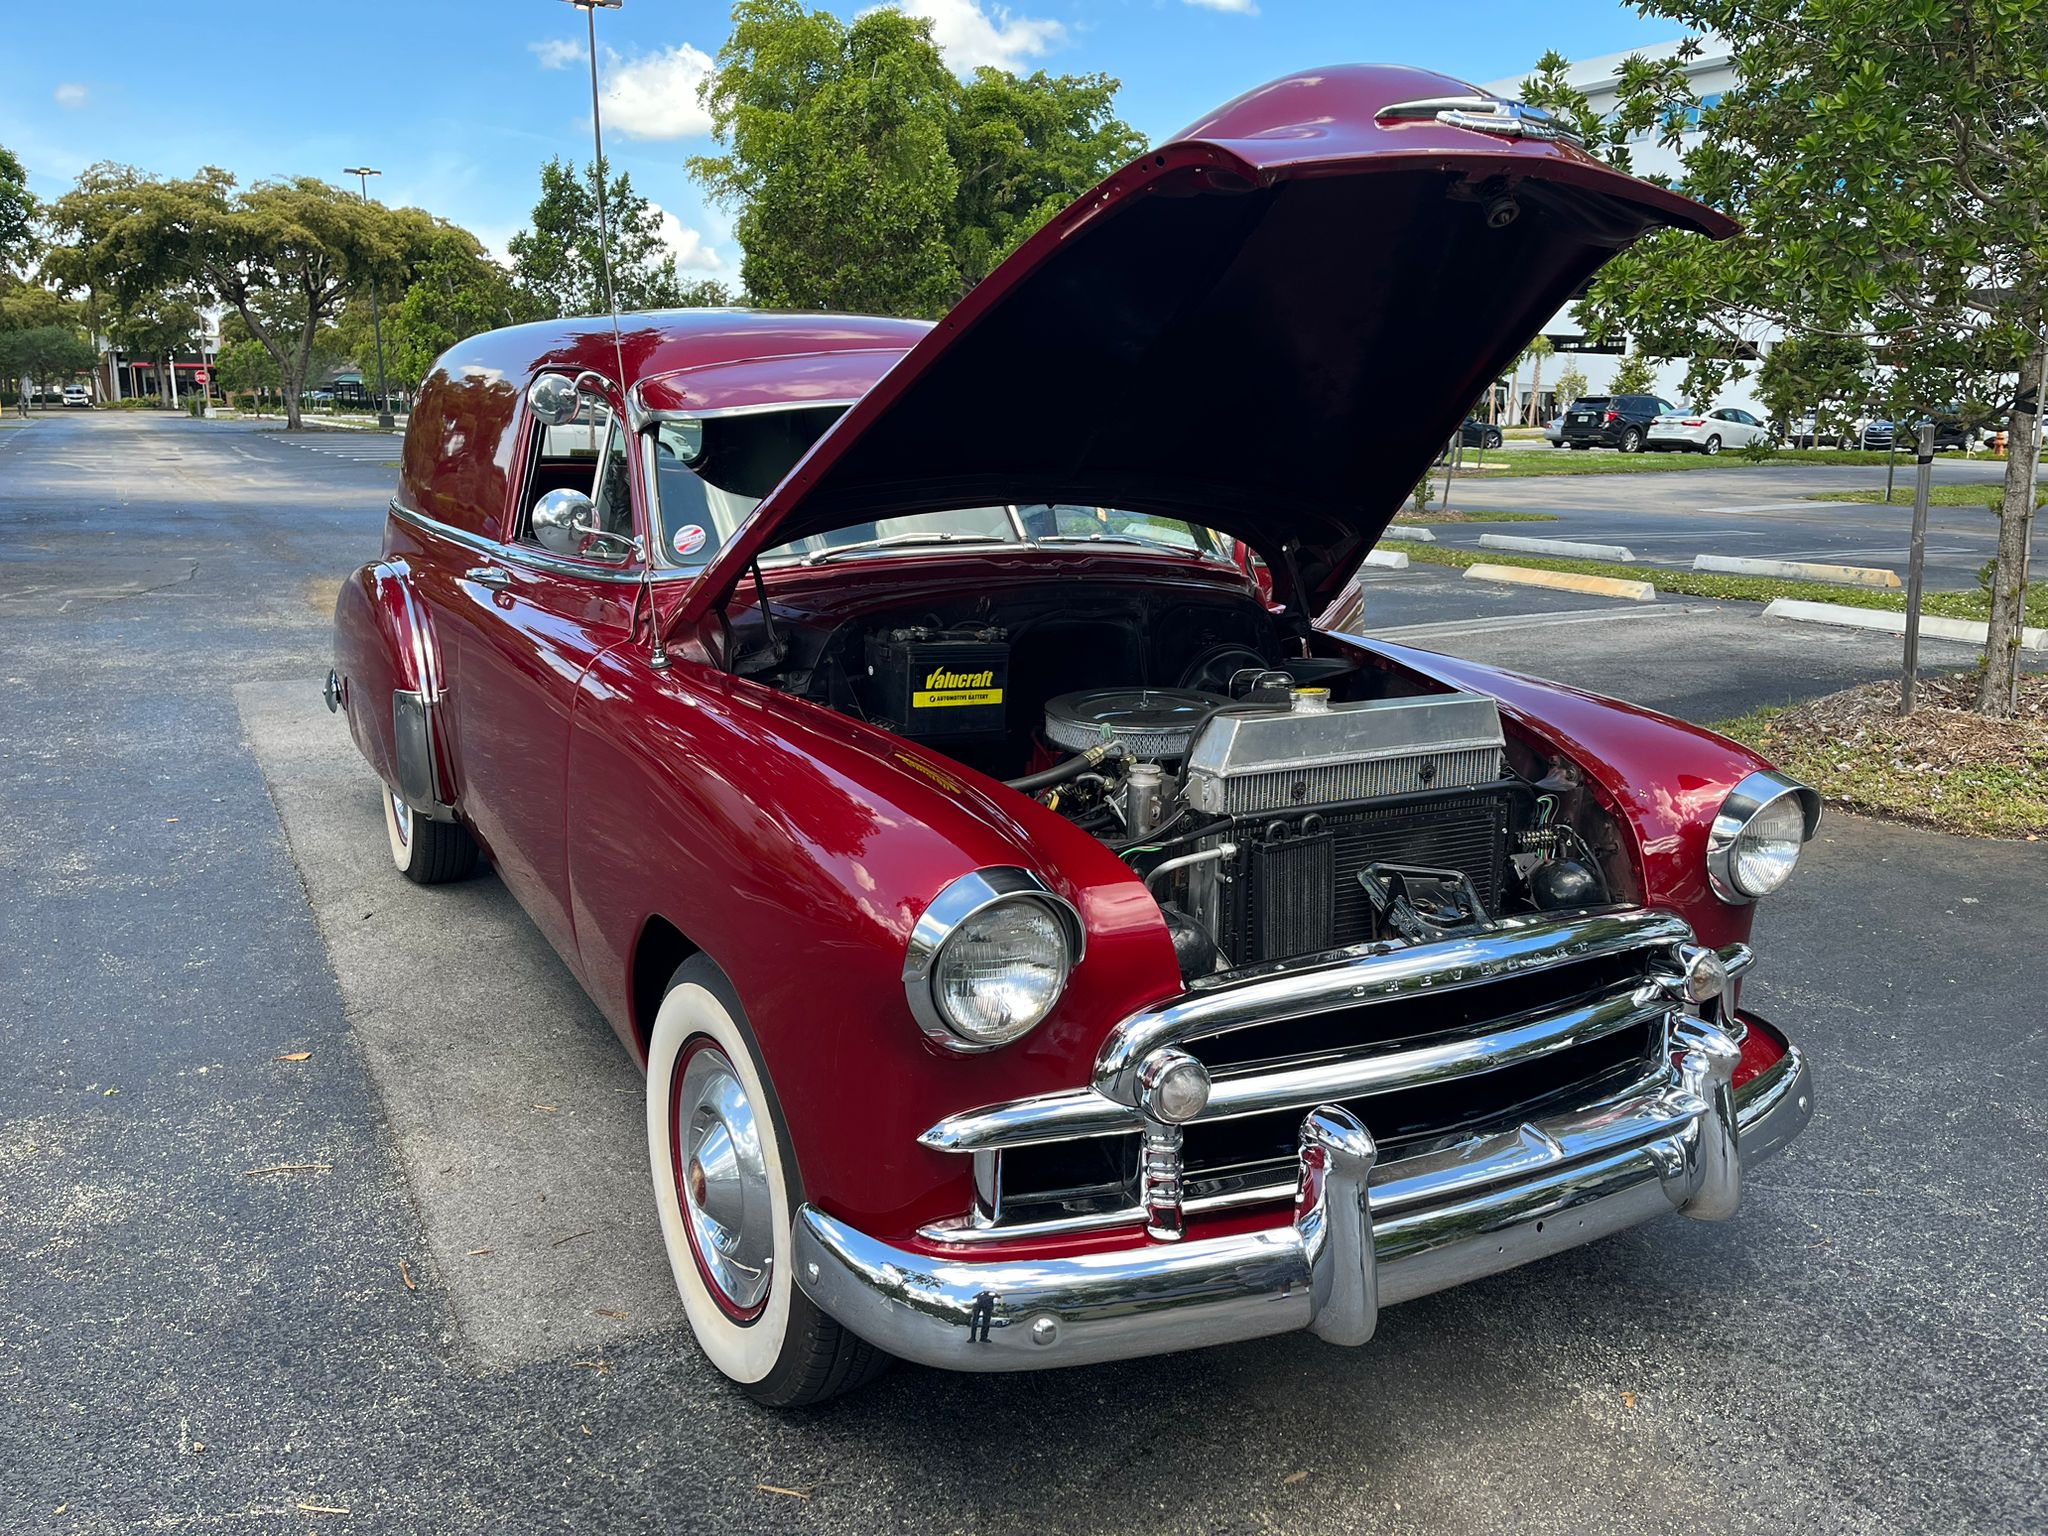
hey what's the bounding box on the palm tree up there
[1521,336,1555,424]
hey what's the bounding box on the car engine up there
[765,592,1626,978]
[1014,680,1620,979]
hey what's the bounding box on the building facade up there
[1483,38,1761,421]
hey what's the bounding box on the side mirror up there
[527,373,581,427]
[532,488,637,562]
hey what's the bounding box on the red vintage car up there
[330,65,1816,1405]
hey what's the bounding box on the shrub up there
[1411,479,1435,512]
[1738,436,1778,463]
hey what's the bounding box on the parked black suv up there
[1558,393,1676,453]
[1861,413,1976,453]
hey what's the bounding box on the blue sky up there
[1,1,1681,280]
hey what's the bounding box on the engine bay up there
[742,578,1635,980]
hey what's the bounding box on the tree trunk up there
[1527,354,1545,425]
[1974,333,2047,715]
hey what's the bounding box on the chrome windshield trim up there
[1093,909,1695,1105]
[387,498,696,587]
[922,983,1677,1153]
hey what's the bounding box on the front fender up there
[564,651,1184,1239]
[332,560,454,815]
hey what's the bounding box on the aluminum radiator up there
[1181,692,1512,966]
[1183,693,1506,817]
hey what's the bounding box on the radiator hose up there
[1004,739,1129,794]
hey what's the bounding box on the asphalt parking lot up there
[3,411,2044,1534]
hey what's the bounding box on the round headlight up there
[1707,773,1818,902]
[934,900,1072,1045]
[904,870,1082,1051]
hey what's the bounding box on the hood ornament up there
[1375,95,1585,147]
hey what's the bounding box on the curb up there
[1465,563,1656,602]
[1479,533,1636,562]
[1385,524,1437,541]
[1695,554,1900,588]
[1760,598,2048,651]
[1361,549,1409,569]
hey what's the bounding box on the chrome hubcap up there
[389,790,411,848]
[674,1047,773,1316]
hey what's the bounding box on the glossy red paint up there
[678,62,1735,626]
[332,66,1798,1262]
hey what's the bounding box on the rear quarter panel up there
[332,559,447,803]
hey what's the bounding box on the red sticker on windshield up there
[674,524,707,556]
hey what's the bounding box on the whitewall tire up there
[646,956,888,1406]
[381,785,478,884]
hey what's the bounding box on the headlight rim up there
[1706,770,1821,904]
[903,867,1084,1052]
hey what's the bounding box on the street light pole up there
[343,166,396,430]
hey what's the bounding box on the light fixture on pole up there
[343,166,396,430]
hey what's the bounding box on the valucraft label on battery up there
[912,666,1004,709]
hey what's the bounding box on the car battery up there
[864,628,1010,739]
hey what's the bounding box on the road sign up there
[194,369,209,385]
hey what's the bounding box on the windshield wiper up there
[800,532,1010,566]
[1035,531,1207,557]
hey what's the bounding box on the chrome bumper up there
[793,1037,1812,1373]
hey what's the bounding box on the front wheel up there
[1485,430,1502,449]
[382,787,479,884]
[647,957,890,1406]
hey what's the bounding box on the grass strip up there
[1382,540,2048,626]
[1715,675,2048,838]
[1401,509,1557,523]
[1473,447,1992,477]
[1806,484,2045,510]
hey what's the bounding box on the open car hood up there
[679,64,1734,624]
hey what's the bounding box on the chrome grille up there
[918,910,1708,1243]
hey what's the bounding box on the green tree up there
[109,289,205,407]
[45,166,424,428]
[1519,336,1555,424]
[0,324,95,403]
[691,0,1142,316]
[0,145,36,274]
[1524,8,2048,715]
[509,158,714,318]
[384,225,539,386]
[948,67,1146,288]
[1609,352,1658,396]
[1754,335,1871,440]
[1552,362,1589,415]
[215,335,280,407]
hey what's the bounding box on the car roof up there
[439,309,934,399]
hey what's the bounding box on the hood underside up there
[681,65,1734,624]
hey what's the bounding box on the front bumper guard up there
[792,1033,1812,1373]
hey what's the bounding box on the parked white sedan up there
[1648,406,1771,454]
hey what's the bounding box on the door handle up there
[464,565,513,591]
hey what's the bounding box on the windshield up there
[648,409,1227,566]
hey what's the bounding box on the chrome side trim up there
[388,498,691,588]
[1093,908,1694,1105]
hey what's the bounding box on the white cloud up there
[54,83,89,109]
[529,38,585,70]
[893,0,1066,73]
[652,206,725,273]
[600,44,716,141]
[1183,0,1259,12]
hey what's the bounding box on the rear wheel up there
[647,956,890,1407]
[382,787,479,884]
[1703,435,1722,455]
[1619,427,1644,453]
